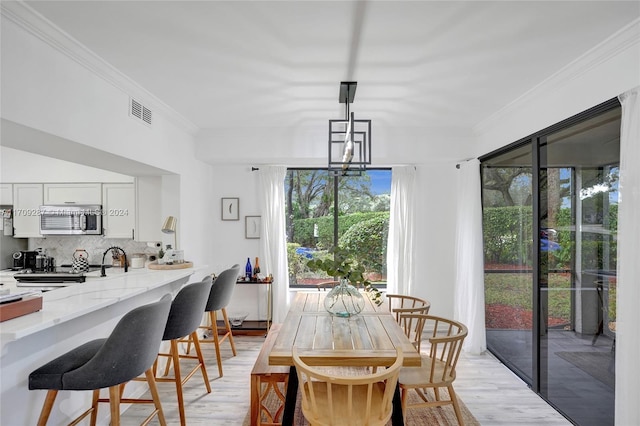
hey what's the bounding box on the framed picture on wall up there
[245,216,261,239]
[221,197,239,221]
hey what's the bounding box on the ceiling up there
[20,1,640,134]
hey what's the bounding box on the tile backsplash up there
[29,236,161,266]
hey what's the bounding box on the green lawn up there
[484,272,572,321]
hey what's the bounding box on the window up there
[284,168,391,288]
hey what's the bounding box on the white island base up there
[0,266,208,426]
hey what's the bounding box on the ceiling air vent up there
[129,98,152,126]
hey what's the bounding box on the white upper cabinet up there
[43,183,102,205]
[134,176,162,242]
[0,184,12,205]
[102,183,135,239]
[13,184,43,238]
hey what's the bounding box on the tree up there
[292,170,328,219]
[286,170,374,220]
[483,167,529,206]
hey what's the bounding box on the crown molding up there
[474,18,640,135]
[1,1,199,135]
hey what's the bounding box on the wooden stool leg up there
[108,385,121,426]
[211,310,224,377]
[221,307,237,356]
[171,339,187,426]
[152,355,159,376]
[145,368,167,426]
[37,390,58,426]
[191,331,212,393]
[186,312,208,355]
[163,344,175,377]
[90,389,100,426]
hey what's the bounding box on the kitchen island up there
[0,265,209,426]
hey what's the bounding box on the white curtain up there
[453,159,486,354]
[386,166,416,295]
[258,166,289,323]
[615,86,639,426]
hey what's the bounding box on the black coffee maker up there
[12,250,37,270]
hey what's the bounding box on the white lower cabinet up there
[102,183,135,239]
[12,184,43,238]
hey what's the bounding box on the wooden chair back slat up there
[386,294,431,350]
[293,347,404,426]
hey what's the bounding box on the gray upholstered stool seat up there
[29,339,105,391]
[193,264,241,377]
[149,276,214,426]
[29,294,172,426]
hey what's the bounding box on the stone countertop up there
[0,265,208,426]
[0,266,206,342]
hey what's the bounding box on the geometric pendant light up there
[328,81,372,176]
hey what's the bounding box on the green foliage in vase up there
[306,246,383,306]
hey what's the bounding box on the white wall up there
[196,124,473,167]
[474,19,640,155]
[207,165,267,320]
[1,11,214,269]
[0,16,183,174]
[0,146,133,183]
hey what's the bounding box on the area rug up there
[556,351,615,389]
[243,385,480,425]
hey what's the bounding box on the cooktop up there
[14,265,104,285]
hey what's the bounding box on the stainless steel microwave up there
[39,204,102,235]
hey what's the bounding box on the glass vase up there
[324,279,365,317]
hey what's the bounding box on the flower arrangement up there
[306,246,383,306]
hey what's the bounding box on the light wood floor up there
[119,334,571,425]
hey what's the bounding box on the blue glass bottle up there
[245,257,252,281]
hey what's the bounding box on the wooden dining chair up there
[398,315,468,425]
[398,313,429,352]
[386,294,431,349]
[315,281,338,292]
[292,347,404,426]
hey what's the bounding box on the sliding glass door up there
[482,143,534,382]
[538,108,619,425]
[482,100,620,425]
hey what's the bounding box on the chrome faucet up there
[100,246,128,277]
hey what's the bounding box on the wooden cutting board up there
[147,261,193,270]
[0,295,43,322]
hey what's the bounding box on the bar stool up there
[151,276,214,426]
[28,294,172,426]
[195,264,241,377]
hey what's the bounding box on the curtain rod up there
[455,157,476,169]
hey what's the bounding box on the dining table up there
[268,291,422,426]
